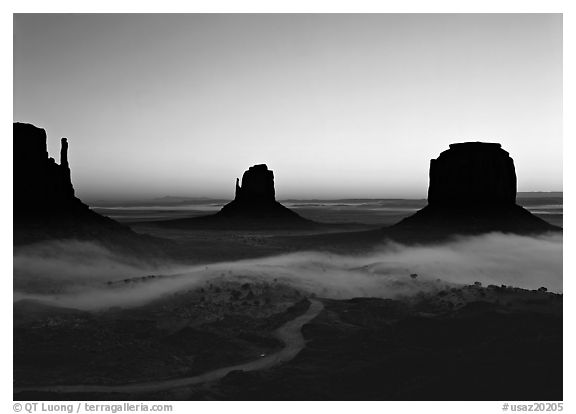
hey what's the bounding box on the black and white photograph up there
[9,9,567,406]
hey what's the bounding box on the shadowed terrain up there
[14,281,561,401]
[13,132,562,401]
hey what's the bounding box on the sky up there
[13,14,562,201]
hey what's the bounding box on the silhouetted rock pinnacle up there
[216,164,308,223]
[393,142,559,236]
[13,123,78,215]
[155,164,315,229]
[13,122,161,251]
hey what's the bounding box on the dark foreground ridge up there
[390,142,560,237]
[154,164,319,230]
[13,123,165,254]
[13,283,561,401]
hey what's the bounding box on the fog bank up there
[13,232,562,310]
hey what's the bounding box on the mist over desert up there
[12,13,563,402]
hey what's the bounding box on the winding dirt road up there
[14,299,324,395]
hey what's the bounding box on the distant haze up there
[13,14,562,201]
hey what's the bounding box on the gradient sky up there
[14,14,562,201]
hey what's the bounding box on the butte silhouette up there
[390,141,560,237]
[290,142,561,251]
[13,122,161,252]
[155,164,317,230]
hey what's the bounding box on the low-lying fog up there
[13,232,562,310]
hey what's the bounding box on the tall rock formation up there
[427,142,517,207]
[218,164,291,217]
[234,164,276,203]
[13,123,80,216]
[393,142,559,236]
[13,122,151,247]
[60,137,75,199]
[216,164,306,223]
[157,164,314,229]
